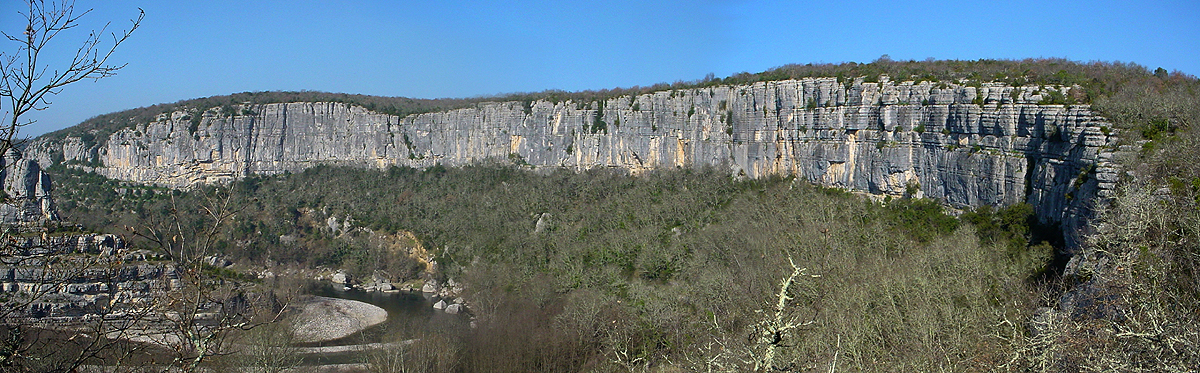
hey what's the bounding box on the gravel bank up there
[291,296,387,342]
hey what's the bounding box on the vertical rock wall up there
[1,149,57,223]
[28,78,1119,246]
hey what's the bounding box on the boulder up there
[445,304,463,315]
[203,256,232,268]
[433,300,446,310]
[421,279,440,293]
[326,216,340,235]
[331,271,350,285]
[533,213,551,234]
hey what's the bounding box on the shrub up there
[885,197,959,243]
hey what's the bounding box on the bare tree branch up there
[0,0,143,156]
[0,1,143,371]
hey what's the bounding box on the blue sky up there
[2,0,1197,137]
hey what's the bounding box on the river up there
[296,282,467,365]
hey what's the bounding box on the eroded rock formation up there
[1,149,57,223]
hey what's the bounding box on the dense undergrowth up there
[1013,92,1200,370]
[49,163,1054,371]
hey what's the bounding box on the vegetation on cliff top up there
[37,58,1198,150]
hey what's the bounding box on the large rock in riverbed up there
[331,270,350,285]
[291,296,386,342]
[421,279,439,293]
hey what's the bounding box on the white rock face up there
[0,149,56,223]
[28,78,1118,247]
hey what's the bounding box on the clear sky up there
[2,0,1197,137]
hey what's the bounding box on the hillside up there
[14,59,1200,371]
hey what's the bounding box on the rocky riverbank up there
[318,268,471,316]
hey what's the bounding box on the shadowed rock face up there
[28,77,1118,247]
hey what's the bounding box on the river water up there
[297,282,467,365]
[302,281,474,345]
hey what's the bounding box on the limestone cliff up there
[28,77,1119,246]
[1,149,57,223]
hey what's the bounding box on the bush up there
[884,197,959,243]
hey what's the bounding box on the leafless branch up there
[0,0,143,156]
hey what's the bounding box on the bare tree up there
[0,3,143,370]
[1,3,291,363]
[0,233,166,371]
[0,0,142,155]
[748,256,820,372]
[233,321,302,373]
[679,256,822,373]
[126,189,293,372]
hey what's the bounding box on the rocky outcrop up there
[0,234,185,318]
[28,77,1118,247]
[1,149,57,223]
[5,232,124,256]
